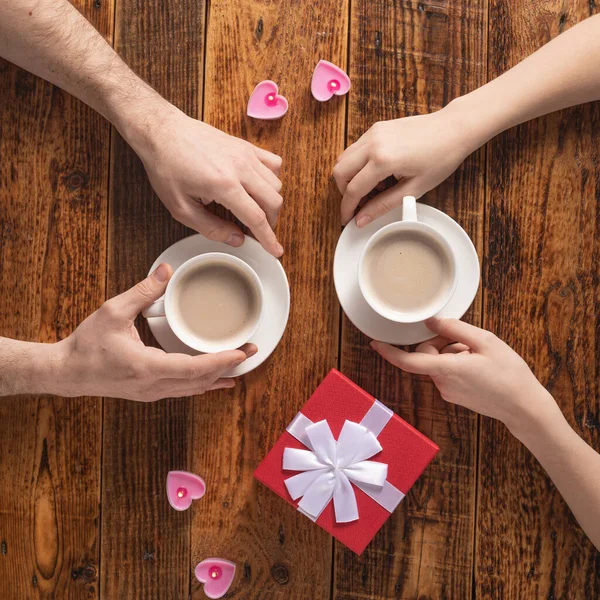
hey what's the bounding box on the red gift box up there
[254,369,439,555]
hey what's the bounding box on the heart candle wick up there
[176,487,187,499]
[265,94,278,107]
[209,566,222,580]
[327,79,340,93]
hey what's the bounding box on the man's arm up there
[335,13,600,225]
[0,338,65,396]
[0,0,152,126]
[0,265,253,401]
[0,0,284,256]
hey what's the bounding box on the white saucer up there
[334,204,480,346]
[145,235,290,377]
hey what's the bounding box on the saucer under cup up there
[334,204,480,346]
[145,235,290,377]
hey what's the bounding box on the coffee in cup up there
[143,253,264,353]
[358,196,458,323]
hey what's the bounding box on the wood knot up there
[270,564,289,585]
[558,13,567,31]
[1,540,6,555]
[243,561,251,580]
[374,31,382,56]
[278,524,285,545]
[63,169,89,192]
[72,563,97,584]
[143,550,155,561]
[255,17,264,41]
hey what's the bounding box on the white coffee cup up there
[358,196,458,324]
[143,252,264,353]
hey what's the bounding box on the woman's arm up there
[372,318,600,550]
[511,405,600,550]
[335,13,600,226]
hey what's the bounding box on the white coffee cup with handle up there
[358,196,458,324]
[143,252,264,353]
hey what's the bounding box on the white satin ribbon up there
[283,400,405,523]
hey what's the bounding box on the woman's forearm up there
[451,13,600,152]
[510,395,600,550]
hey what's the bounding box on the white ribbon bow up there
[283,419,388,523]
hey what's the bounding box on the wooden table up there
[1,1,599,598]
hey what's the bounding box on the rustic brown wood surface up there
[0,0,112,597]
[191,0,347,597]
[335,1,487,599]
[100,0,206,598]
[1,1,599,599]
[478,2,600,599]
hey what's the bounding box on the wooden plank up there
[0,0,113,597]
[190,1,348,598]
[478,3,600,598]
[336,1,487,598]
[100,0,205,598]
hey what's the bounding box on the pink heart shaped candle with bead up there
[195,558,236,599]
[166,471,206,511]
[247,80,288,119]
[311,60,351,101]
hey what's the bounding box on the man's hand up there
[0,0,284,258]
[130,104,284,257]
[334,106,473,228]
[56,263,256,401]
[371,317,559,433]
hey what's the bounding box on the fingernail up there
[275,243,284,257]
[152,263,170,282]
[226,233,245,247]
[356,215,372,228]
[246,346,258,358]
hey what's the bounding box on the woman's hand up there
[371,317,560,433]
[334,103,477,227]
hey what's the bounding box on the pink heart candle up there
[166,471,206,511]
[311,60,351,102]
[247,80,288,120]
[195,558,236,599]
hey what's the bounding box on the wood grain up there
[336,1,487,598]
[478,2,600,598]
[190,1,348,598]
[0,0,113,597]
[100,0,205,598]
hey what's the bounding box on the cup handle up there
[402,196,418,222]
[142,297,166,319]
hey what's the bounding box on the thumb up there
[425,318,490,352]
[111,263,173,322]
